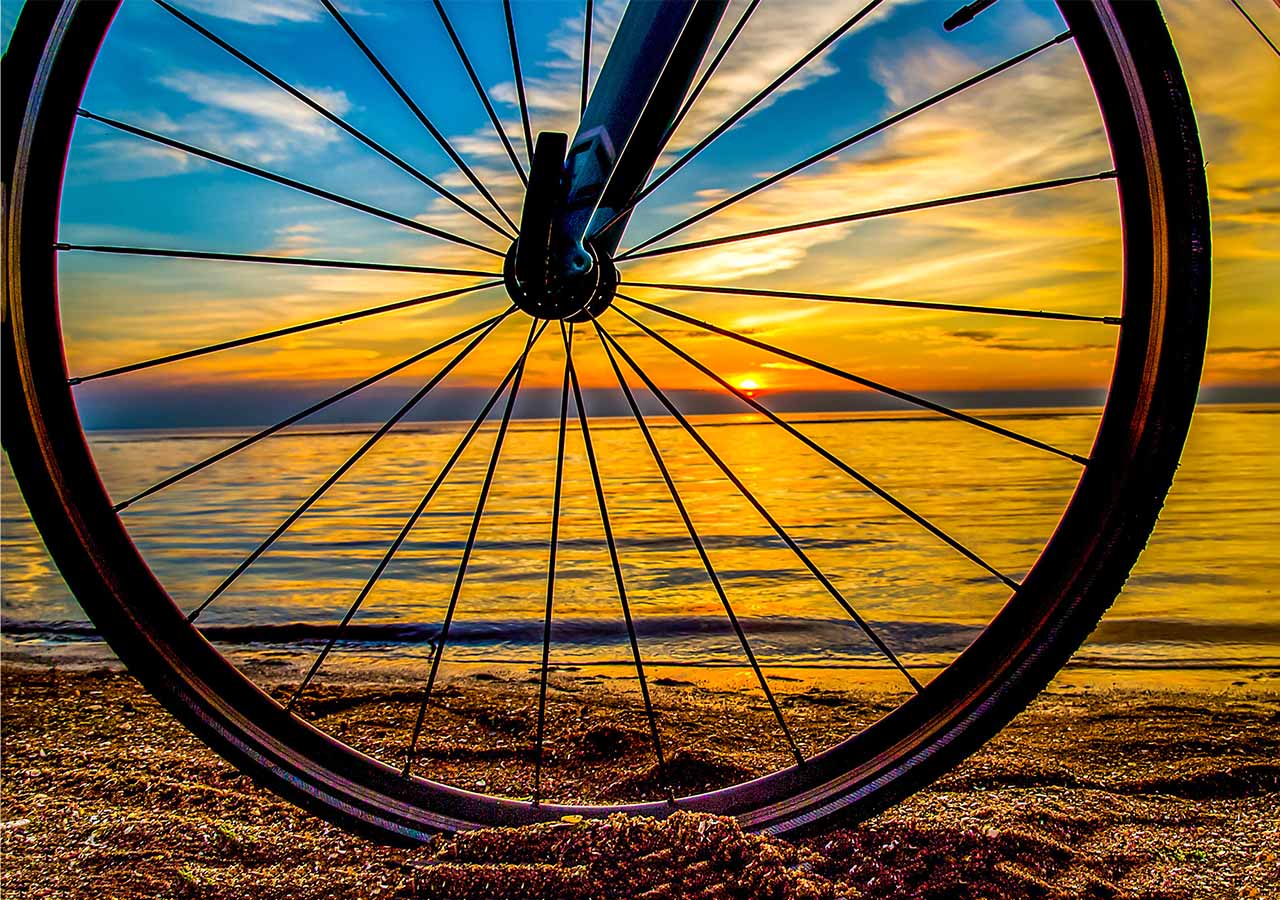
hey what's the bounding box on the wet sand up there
[1,662,1277,899]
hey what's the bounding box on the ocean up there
[3,404,1276,684]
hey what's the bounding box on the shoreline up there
[5,632,1279,695]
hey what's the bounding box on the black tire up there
[2,0,1209,839]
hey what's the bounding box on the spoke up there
[55,243,499,278]
[1229,0,1280,57]
[617,170,1118,262]
[563,321,670,795]
[592,0,885,239]
[613,305,1018,592]
[502,0,535,165]
[321,0,519,233]
[290,322,537,711]
[623,30,1073,255]
[618,281,1119,325]
[77,109,503,258]
[433,0,529,188]
[70,280,503,385]
[404,320,544,776]
[592,322,804,765]
[188,316,511,622]
[155,0,514,241]
[114,309,514,512]
[597,321,921,693]
[662,0,761,150]
[533,345,572,803]
[944,0,1000,32]
[580,0,594,116]
[617,295,1092,463]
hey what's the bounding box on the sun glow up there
[737,377,762,396]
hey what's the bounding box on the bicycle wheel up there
[3,0,1208,839]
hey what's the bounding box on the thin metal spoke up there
[563,321,671,795]
[114,309,513,512]
[617,169,1118,262]
[289,323,538,711]
[580,0,594,116]
[592,322,804,764]
[618,281,1119,325]
[189,315,511,622]
[404,320,544,776]
[502,0,535,166]
[533,344,573,804]
[433,0,530,187]
[76,109,503,258]
[944,0,1000,32]
[70,280,502,385]
[597,321,922,692]
[617,295,1092,463]
[613,305,1018,593]
[1229,0,1280,57]
[662,0,761,150]
[592,0,885,239]
[321,0,519,233]
[155,0,514,241]
[623,30,1073,255]
[55,243,499,278]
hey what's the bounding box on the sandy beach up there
[2,658,1277,900]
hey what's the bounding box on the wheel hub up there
[504,130,619,322]
[503,239,618,322]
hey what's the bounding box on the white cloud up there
[74,70,359,172]
[622,31,1112,292]
[181,0,320,25]
[156,69,351,142]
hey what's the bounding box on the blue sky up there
[52,1,1061,255]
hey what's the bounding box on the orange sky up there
[54,0,1279,421]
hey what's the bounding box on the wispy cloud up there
[946,329,1114,354]
[626,30,1115,304]
[72,67,358,181]
[150,69,353,164]
[181,0,320,26]
[157,70,350,138]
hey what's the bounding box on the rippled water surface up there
[3,404,1277,679]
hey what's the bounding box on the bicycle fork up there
[506,0,726,321]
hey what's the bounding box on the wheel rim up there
[3,0,1209,837]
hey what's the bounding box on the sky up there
[4,0,1277,428]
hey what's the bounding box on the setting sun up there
[737,377,762,394]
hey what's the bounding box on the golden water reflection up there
[3,405,1276,692]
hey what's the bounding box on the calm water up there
[3,404,1277,679]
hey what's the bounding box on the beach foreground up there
[2,663,1277,900]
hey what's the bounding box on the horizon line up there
[74,385,1280,432]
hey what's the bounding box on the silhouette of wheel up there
[3,0,1208,839]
